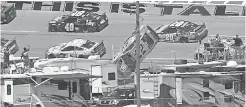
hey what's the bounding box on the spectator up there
[211,34,221,47]
[215,34,221,42]
[233,34,243,47]
[21,45,30,69]
[3,48,10,69]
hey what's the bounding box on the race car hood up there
[49,15,69,24]
[155,25,169,34]
[1,3,13,13]
[83,12,104,21]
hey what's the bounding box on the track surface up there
[1,10,245,65]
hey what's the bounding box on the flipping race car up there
[194,35,245,61]
[112,26,159,85]
[45,39,106,59]
[1,3,16,24]
[48,11,109,32]
[155,20,208,43]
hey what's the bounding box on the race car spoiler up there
[194,23,206,32]
[93,40,105,52]
[1,38,19,54]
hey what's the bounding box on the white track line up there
[1,30,39,33]
[145,58,194,60]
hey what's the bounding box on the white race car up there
[45,38,106,59]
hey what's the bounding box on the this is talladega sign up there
[6,1,246,16]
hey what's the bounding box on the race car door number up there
[86,20,95,26]
[65,23,74,31]
[165,34,174,41]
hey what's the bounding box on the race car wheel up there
[48,26,57,32]
[96,27,100,32]
[180,36,188,43]
[174,59,188,65]
[195,53,204,60]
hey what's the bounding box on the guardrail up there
[3,97,244,107]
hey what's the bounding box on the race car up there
[48,11,109,32]
[112,26,159,85]
[45,39,106,59]
[1,3,16,24]
[155,20,208,43]
[1,38,19,54]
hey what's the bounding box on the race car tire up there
[180,36,188,43]
[48,26,58,32]
[194,53,204,60]
[174,59,188,65]
[82,26,88,33]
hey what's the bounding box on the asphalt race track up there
[1,9,245,66]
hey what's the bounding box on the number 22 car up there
[48,11,109,33]
[112,26,159,85]
[155,20,208,43]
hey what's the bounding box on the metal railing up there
[3,96,244,107]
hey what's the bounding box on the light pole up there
[135,1,141,107]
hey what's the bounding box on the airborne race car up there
[112,26,159,85]
[45,39,106,59]
[155,20,208,43]
[48,11,109,32]
[1,3,16,24]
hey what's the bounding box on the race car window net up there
[81,41,96,49]
[141,33,154,49]
[168,28,178,33]
[67,17,77,23]
[61,46,78,51]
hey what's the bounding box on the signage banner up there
[4,1,245,16]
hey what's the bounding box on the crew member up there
[232,35,244,59]
[3,48,10,72]
[21,45,30,69]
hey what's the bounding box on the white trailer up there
[34,58,118,97]
[138,72,245,107]
[90,64,118,97]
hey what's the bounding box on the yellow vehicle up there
[112,26,159,84]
